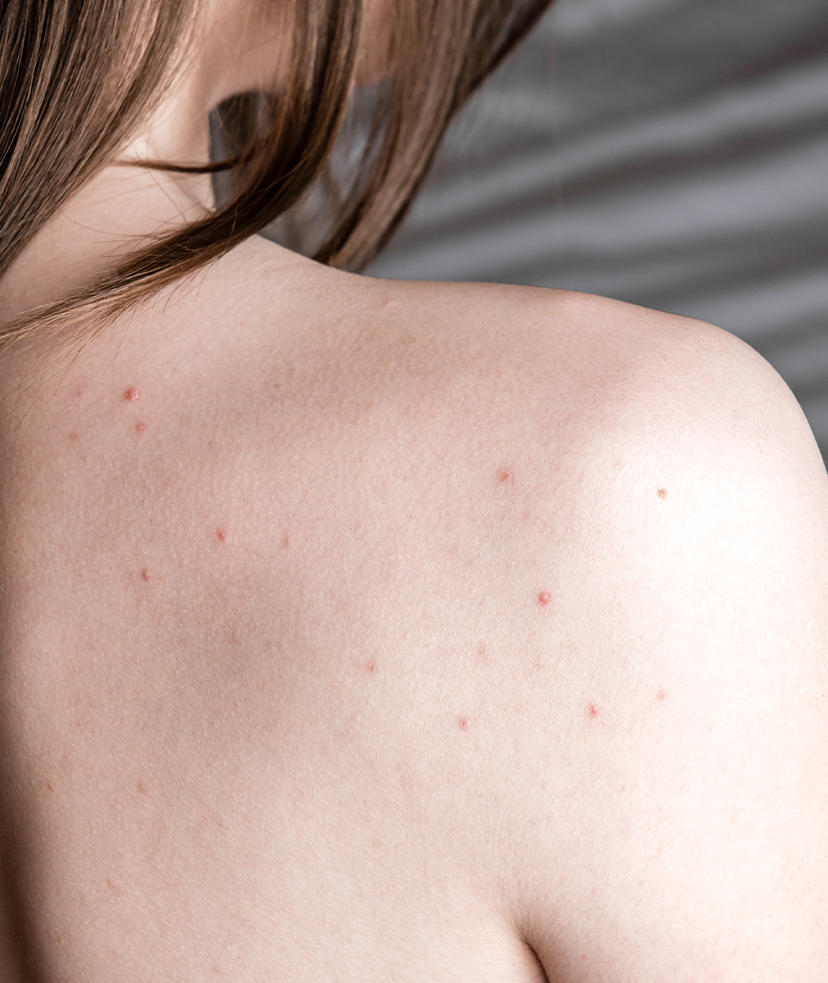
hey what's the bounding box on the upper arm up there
[508,322,828,981]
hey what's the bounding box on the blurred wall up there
[367,0,828,465]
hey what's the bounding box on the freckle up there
[657,488,667,499]
[140,568,151,582]
[46,781,55,792]
[538,590,552,607]
[124,388,140,402]
[282,535,291,549]
[588,702,600,718]
[656,689,667,702]
[365,661,376,673]
[217,529,229,542]
[135,421,147,433]
[457,717,469,730]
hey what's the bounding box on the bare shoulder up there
[402,282,828,979]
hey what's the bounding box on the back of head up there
[0,0,553,350]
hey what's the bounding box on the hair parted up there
[0,0,553,349]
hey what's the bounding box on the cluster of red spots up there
[588,702,600,718]
[124,388,140,402]
[217,529,229,542]
[657,488,668,499]
[538,590,552,607]
[457,717,469,730]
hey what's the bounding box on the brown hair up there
[0,0,552,350]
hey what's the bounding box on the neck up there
[0,89,215,330]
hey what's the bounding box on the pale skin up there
[0,2,826,981]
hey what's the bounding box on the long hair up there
[0,0,553,349]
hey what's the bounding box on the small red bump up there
[498,467,514,484]
[124,388,140,401]
[75,388,83,398]
[135,421,147,433]
[588,703,600,718]
[67,432,79,442]
[656,689,667,702]
[282,535,291,549]
[140,568,151,582]
[657,488,667,499]
[365,661,376,673]
[538,590,552,607]
[46,781,55,792]
[217,529,229,542]
[457,717,469,730]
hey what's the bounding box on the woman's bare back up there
[0,236,825,982]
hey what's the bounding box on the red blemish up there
[538,590,552,607]
[140,568,151,582]
[75,388,83,398]
[657,488,667,499]
[457,717,469,730]
[365,661,376,673]
[135,421,147,433]
[136,780,148,795]
[588,703,600,718]
[46,781,55,792]
[656,689,667,702]
[217,529,229,542]
[498,467,515,484]
[67,432,79,442]
[124,388,140,402]
[106,879,122,897]
[282,535,291,549]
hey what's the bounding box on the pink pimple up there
[124,388,140,402]
[135,421,147,433]
[140,568,151,582]
[217,529,229,542]
[538,590,552,607]
[282,535,291,549]
[457,717,469,730]
[657,488,667,499]
[365,661,376,673]
[46,781,55,792]
[588,702,600,718]
[498,467,515,484]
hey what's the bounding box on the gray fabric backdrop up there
[364,0,828,465]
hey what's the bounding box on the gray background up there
[365,0,828,466]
